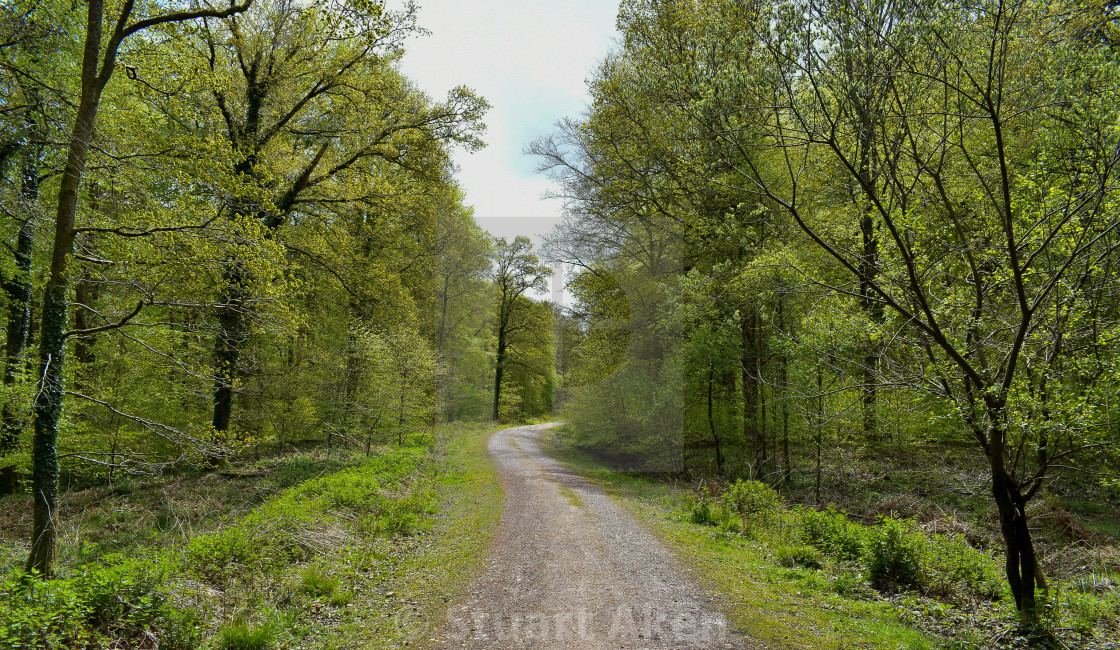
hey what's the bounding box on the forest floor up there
[0,422,506,649]
[437,422,755,649]
[541,430,1120,649]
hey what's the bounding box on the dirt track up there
[439,423,752,649]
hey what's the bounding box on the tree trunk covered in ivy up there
[25,0,251,576]
[0,146,38,496]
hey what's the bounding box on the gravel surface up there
[439,423,754,649]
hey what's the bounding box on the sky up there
[397,0,621,256]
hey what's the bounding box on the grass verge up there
[542,428,1120,649]
[541,430,962,650]
[315,422,504,649]
[0,423,503,649]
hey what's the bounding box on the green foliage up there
[0,572,92,650]
[918,532,1003,602]
[776,544,824,570]
[184,527,298,584]
[490,236,554,422]
[866,518,923,587]
[0,561,197,650]
[538,0,1120,625]
[721,480,782,531]
[799,507,866,562]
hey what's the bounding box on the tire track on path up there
[439,423,754,649]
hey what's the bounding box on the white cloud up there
[398,0,619,236]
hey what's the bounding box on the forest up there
[0,0,557,645]
[535,0,1120,643]
[1,0,1119,647]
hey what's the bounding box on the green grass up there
[541,432,940,650]
[0,422,505,649]
[315,422,505,648]
[556,483,585,508]
[216,618,280,650]
[301,564,341,598]
[0,447,362,569]
[542,429,1120,648]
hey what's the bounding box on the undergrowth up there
[679,481,1120,646]
[545,429,1120,649]
[0,422,501,648]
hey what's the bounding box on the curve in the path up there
[439,423,754,649]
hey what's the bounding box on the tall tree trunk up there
[815,367,824,505]
[855,108,883,441]
[26,0,110,573]
[210,154,257,436]
[740,308,761,478]
[707,368,723,475]
[211,263,248,434]
[986,407,1044,627]
[492,325,506,421]
[778,294,790,484]
[0,148,38,495]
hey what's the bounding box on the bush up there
[685,489,739,532]
[690,498,716,526]
[721,480,782,532]
[776,544,824,570]
[0,562,196,650]
[799,506,865,562]
[76,560,196,647]
[867,517,923,587]
[184,528,294,583]
[919,531,1002,601]
[0,572,92,650]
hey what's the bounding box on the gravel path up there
[439,423,753,649]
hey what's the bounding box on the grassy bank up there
[1,423,502,649]
[541,430,1120,650]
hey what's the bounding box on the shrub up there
[0,572,92,650]
[721,480,782,532]
[776,544,824,570]
[919,531,1002,601]
[867,517,923,587]
[799,506,865,561]
[76,560,196,648]
[690,498,716,526]
[0,562,196,650]
[185,526,301,584]
[686,492,739,532]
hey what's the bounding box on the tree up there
[538,0,1120,626]
[0,0,79,494]
[191,0,487,435]
[430,189,492,420]
[25,0,251,576]
[489,236,549,421]
[691,0,1120,624]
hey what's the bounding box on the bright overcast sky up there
[397,0,621,247]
